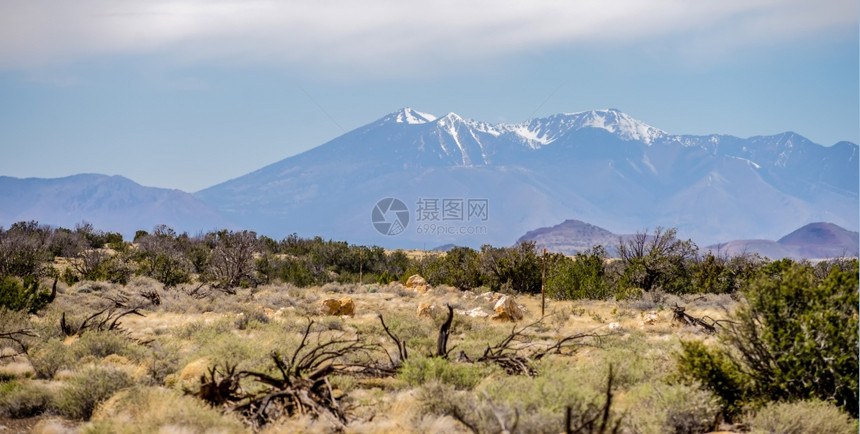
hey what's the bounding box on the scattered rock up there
[254,305,276,318]
[417,303,439,319]
[491,295,524,322]
[461,307,489,318]
[320,297,355,316]
[405,274,429,292]
[480,291,503,302]
[639,311,659,327]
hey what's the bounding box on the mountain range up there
[517,219,859,260]
[1,107,857,254]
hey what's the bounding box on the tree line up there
[0,220,854,305]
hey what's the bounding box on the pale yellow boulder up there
[491,295,524,322]
[320,297,355,316]
[405,274,429,292]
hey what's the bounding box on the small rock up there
[417,303,439,319]
[608,322,622,331]
[643,311,659,325]
[463,307,489,318]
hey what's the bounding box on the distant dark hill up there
[704,239,796,260]
[706,222,858,259]
[519,219,858,260]
[516,219,624,255]
[0,174,235,238]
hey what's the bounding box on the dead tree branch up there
[378,314,407,364]
[436,304,454,358]
[60,307,144,337]
[0,328,38,357]
[567,365,623,434]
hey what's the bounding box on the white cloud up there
[0,0,855,74]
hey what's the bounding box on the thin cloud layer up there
[0,0,855,74]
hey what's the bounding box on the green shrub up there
[73,330,145,361]
[142,339,183,386]
[479,242,543,294]
[0,275,53,313]
[29,338,75,379]
[84,386,246,433]
[418,363,625,434]
[625,381,720,434]
[748,400,858,434]
[55,366,134,420]
[0,380,54,418]
[479,359,600,414]
[398,356,496,390]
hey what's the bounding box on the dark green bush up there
[547,246,611,300]
[0,276,53,313]
[676,340,749,417]
[479,241,542,293]
[678,259,859,418]
[617,227,697,294]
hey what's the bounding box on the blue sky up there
[0,0,857,192]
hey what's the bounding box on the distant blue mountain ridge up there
[1,108,856,257]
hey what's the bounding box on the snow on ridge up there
[496,109,667,147]
[726,154,762,169]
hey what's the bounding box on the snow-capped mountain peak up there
[391,107,437,124]
[567,109,667,144]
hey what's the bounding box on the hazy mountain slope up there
[196,108,857,248]
[0,174,234,237]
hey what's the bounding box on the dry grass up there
[0,279,743,432]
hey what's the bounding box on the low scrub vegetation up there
[0,220,854,432]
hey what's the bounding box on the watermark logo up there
[372,196,489,237]
[371,198,410,236]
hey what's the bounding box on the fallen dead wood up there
[671,303,730,334]
[476,317,601,376]
[191,318,395,429]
